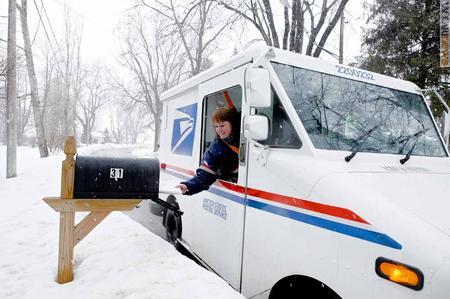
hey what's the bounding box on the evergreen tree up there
[359,0,450,111]
[103,128,111,144]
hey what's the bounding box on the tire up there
[164,211,182,243]
[269,275,341,299]
[162,196,182,244]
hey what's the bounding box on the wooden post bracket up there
[43,136,141,284]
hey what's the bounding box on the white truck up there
[155,43,450,298]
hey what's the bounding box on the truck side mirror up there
[245,68,271,108]
[244,115,269,141]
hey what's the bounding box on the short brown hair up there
[212,107,236,124]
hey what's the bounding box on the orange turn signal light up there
[375,257,424,290]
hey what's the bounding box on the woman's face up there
[215,121,232,139]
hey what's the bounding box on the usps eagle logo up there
[171,103,197,156]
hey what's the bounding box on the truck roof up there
[161,43,421,102]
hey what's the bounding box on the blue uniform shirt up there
[181,135,239,195]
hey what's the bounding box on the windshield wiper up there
[345,125,381,162]
[399,130,425,164]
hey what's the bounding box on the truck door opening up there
[201,85,242,183]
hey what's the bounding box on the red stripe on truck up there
[218,180,369,224]
[163,163,370,225]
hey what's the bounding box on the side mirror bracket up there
[244,115,270,166]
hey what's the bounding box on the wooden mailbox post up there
[43,136,141,284]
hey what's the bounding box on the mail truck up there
[156,43,450,298]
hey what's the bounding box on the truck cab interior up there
[201,85,242,183]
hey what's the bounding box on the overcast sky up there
[1,0,365,66]
[0,1,365,136]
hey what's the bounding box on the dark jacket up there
[181,135,239,195]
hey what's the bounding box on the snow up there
[0,145,244,299]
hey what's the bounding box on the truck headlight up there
[375,257,424,290]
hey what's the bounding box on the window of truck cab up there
[271,62,447,157]
[201,86,242,183]
[255,87,301,149]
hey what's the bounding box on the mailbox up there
[74,156,160,200]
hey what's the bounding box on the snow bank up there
[0,146,244,299]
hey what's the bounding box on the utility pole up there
[339,11,345,64]
[6,0,17,178]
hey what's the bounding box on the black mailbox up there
[74,156,160,200]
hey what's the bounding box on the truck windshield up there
[272,62,447,157]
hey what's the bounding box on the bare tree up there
[17,95,31,145]
[17,0,49,157]
[58,5,83,139]
[217,0,349,57]
[0,55,6,77]
[141,0,237,76]
[3,51,32,146]
[109,100,151,144]
[0,48,7,144]
[0,77,6,144]
[38,40,64,152]
[109,105,125,144]
[34,5,83,151]
[76,64,109,145]
[117,9,186,150]
[16,68,32,145]
[43,75,68,152]
[125,103,152,144]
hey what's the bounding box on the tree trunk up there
[305,0,329,56]
[6,0,17,178]
[262,0,279,48]
[282,7,289,50]
[153,116,161,152]
[294,0,304,53]
[153,101,162,152]
[312,0,349,58]
[289,0,298,52]
[86,122,90,145]
[19,0,49,157]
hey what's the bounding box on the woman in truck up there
[176,106,240,195]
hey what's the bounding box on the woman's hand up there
[176,184,188,194]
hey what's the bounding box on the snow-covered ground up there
[0,145,244,299]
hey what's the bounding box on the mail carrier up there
[156,43,450,298]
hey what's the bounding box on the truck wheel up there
[269,275,341,299]
[164,210,182,244]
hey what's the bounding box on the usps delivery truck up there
[156,43,450,298]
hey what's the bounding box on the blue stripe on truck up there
[163,169,402,250]
[248,199,402,249]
